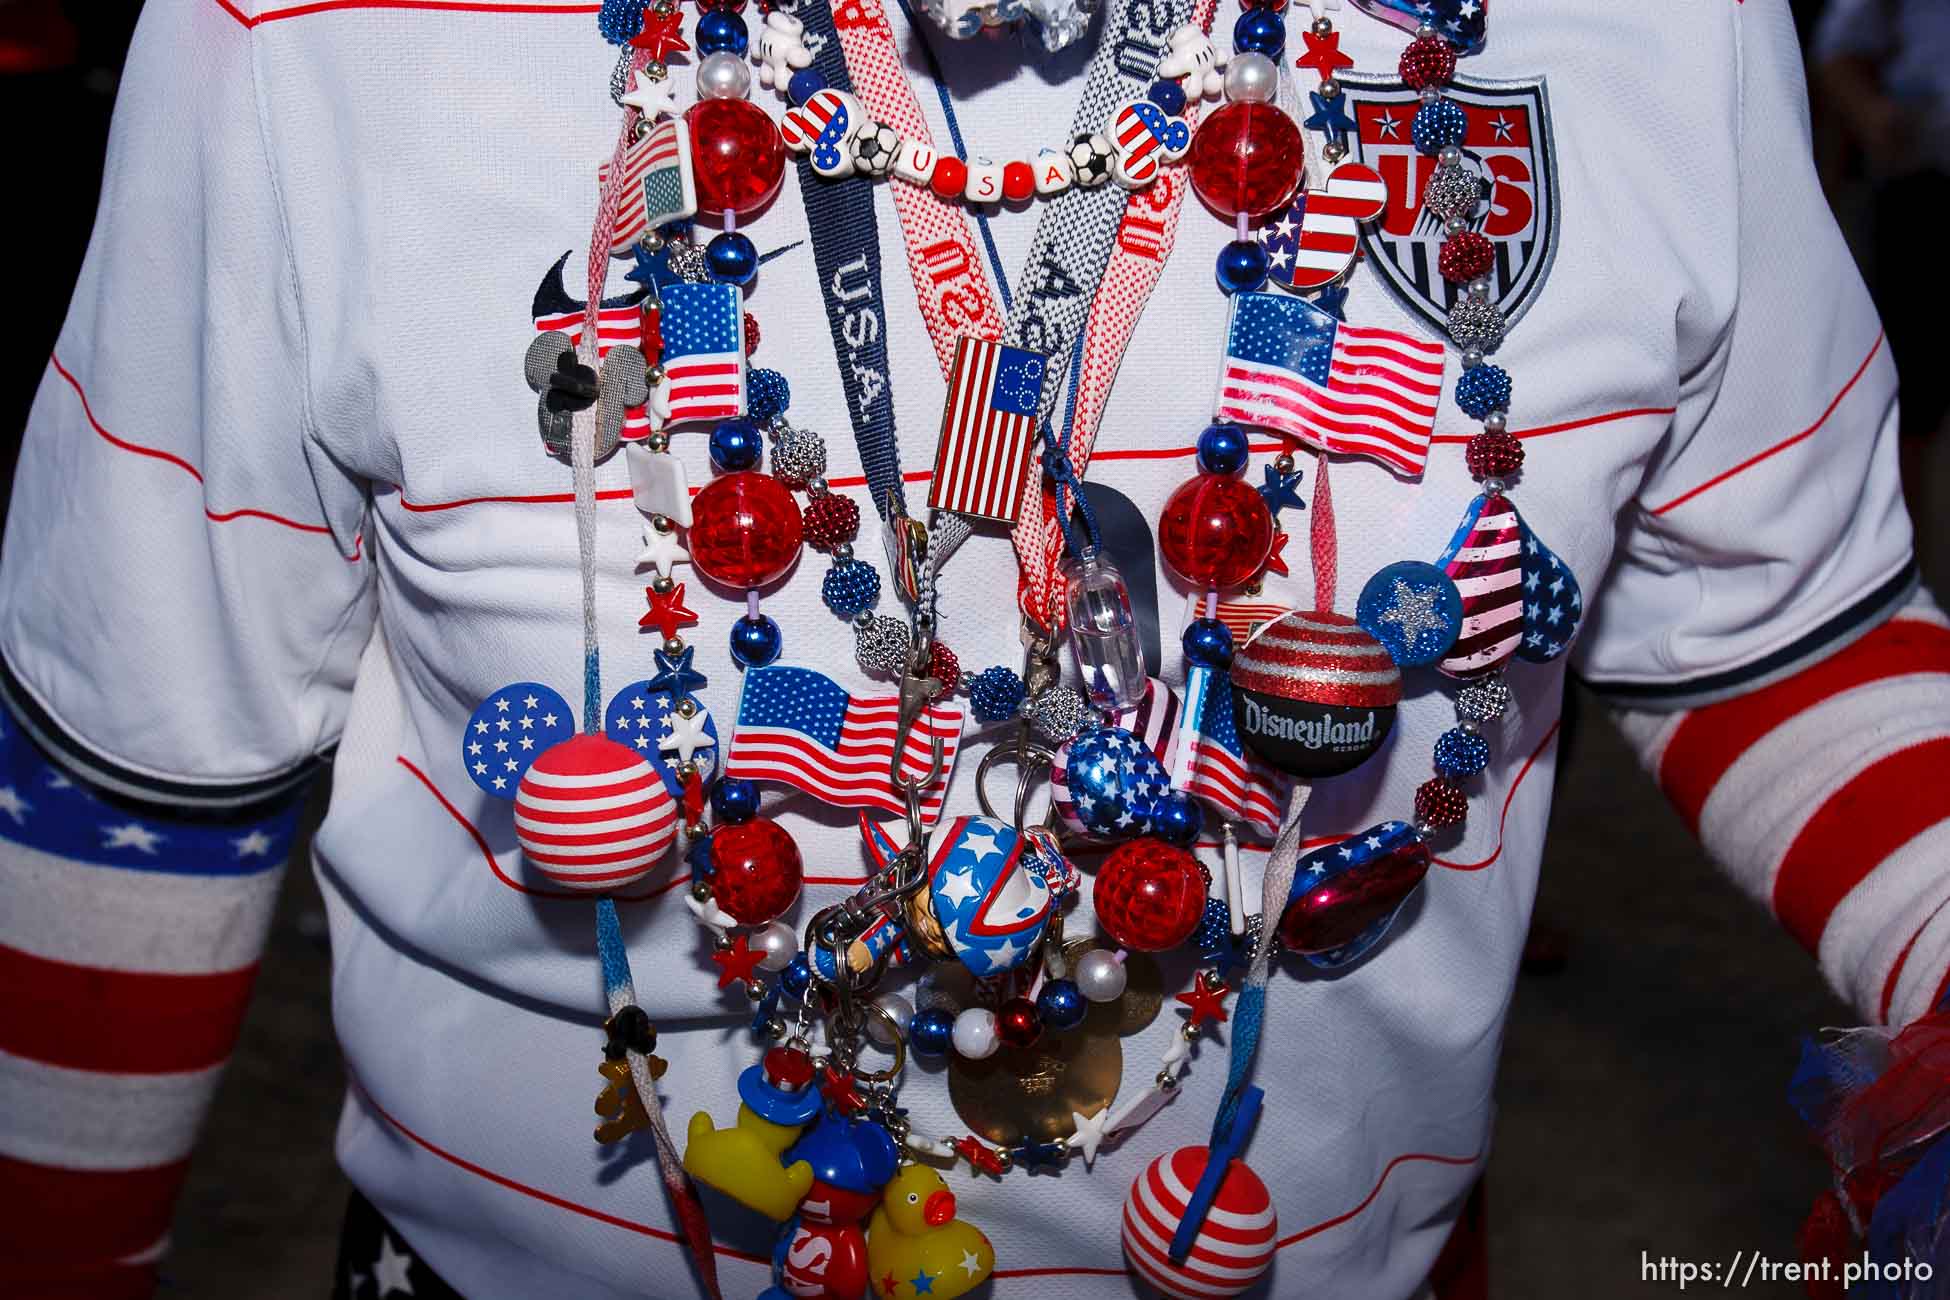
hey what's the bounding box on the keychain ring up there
[851,1000,907,1082]
[975,740,1055,824]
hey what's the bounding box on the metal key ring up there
[850,999,907,1083]
[975,739,1056,825]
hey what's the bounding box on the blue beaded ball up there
[1146,78,1187,116]
[1432,726,1491,778]
[909,1006,955,1057]
[787,68,826,106]
[1182,616,1235,668]
[779,953,813,999]
[712,776,760,824]
[1232,7,1285,57]
[597,0,645,43]
[695,9,749,55]
[748,368,791,422]
[821,559,881,617]
[1195,422,1250,476]
[1216,239,1271,295]
[1193,897,1233,960]
[705,230,758,286]
[1148,791,1204,847]
[969,665,1027,724]
[1412,98,1469,154]
[1036,979,1088,1032]
[729,613,783,667]
[1455,364,1512,420]
[708,417,763,471]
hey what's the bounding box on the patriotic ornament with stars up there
[462,683,575,797]
[1357,560,1462,668]
[1515,521,1583,662]
[916,815,1053,975]
[603,678,719,798]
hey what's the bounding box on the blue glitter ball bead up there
[969,665,1027,723]
[1216,239,1271,295]
[1455,364,1512,420]
[1146,78,1187,115]
[909,1007,955,1057]
[1432,726,1491,778]
[708,418,763,472]
[821,559,881,617]
[1182,616,1235,668]
[1036,980,1088,1032]
[711,776,760,824]
[1232,7,1285,57]
[1196,422,1250,476]
[1413,98,1469,154]
[748,368,791,422]
[787,68,827,106]
[705,230,758,286]
[597,0,645,43]
[729,613,783,668]
[779,954,813,999]
[695,9,749,55]
[1148,791,1204,847]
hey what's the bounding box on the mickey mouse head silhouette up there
[522,332,649,463]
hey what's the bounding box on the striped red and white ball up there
[1121,1145,1278,1299]
[1230,610,1401,777]
[514,735,678,891]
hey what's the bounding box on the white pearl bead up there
[1223,52,1279,104]
[869,994,914,1045]
[752,921,798,971]
[952,1007,1001,1059]
[1075,949,1128,1002]
[695,52,751,101]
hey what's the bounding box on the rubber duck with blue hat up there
[683,1044,821,1221]
[760,1110,901,1300]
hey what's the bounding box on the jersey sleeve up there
[1574,1,1914,711]
[0,0,375,805]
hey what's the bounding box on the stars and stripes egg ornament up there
[1121,1145,1277,1299]
[1229,610,1401,777]
[513,734,678,891]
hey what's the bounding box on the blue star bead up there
[647,645,708,700]
[1011,1140,1068,1173]
[1304,91,1357,142]
[627,240,683,294]
[1311,284,1350,322]
[1258,462,1307,516]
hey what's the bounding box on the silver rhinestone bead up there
[1027,687,1086,744]
[771,427,828,489]
[695,51,751,100]
[665,239,709,283]
[1447,299,1506,352]
[1483,411,1508,433]
[1455,678,1513,723]
[1422,160,1481,223]
[855,616,912,676]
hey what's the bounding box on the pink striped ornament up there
[513,735,678,891]
[1121,1145,1278,1299]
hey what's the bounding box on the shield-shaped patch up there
[1337,72,1559,335]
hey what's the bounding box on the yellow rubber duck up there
[682,1046,821,1222]
[866,1165,995,1299]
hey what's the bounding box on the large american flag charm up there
[652,281,745,427]
[927,335,1047,525]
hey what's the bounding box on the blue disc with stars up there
[604,680,720,799]
[1357,561,1463,669]
[463,682,574,799]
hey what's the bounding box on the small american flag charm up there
[600,116,698,257]
[927,335,1047,525]
[652,282,746,427]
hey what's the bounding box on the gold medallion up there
[948,1024,1122,1147]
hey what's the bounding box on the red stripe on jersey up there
[1771,737,1950,954]
[0,944,256,1073]
[0,1154,186,1270]
[1656,617,1950,834]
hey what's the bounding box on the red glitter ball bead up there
[1002,160,1035,202]
[1398,35,1457,89]
[927,641,961,697]
[744,312,760,356]
[689,471,804,588]
[801,492,860,550]
[685,98,786,217]
[1413,778,1468,830]
[1158,472,1276,589]
[1438,231,1495,284]
[1094,839,1209,952]
[1187,100,1306,220]
[1464,429,1524,480]
[996,997,1042,1048]
[931,156,969,198]
[709,816,803,924]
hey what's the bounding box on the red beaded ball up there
[996,997,1042,1048]
[1398,35,1457,90]
[1094,839,1209,952]
[1438,231,1495,284]
[1464,429,1525,480]
[685,99,786,217]
[1002,161,1035,203]
[1158,473,1276,589]
[927,641,961,698]
[709,816,803,924]
[932,156,969,198]
[1413,777,1468,830]
[801,492,861,550]
[689,471,804,588]
[744,312,761,356]
[1186,100,1306,220]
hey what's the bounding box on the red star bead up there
[1294,28,1354,79]
[710,932,766,989]
[640,582,699,640]
[819,1064,868,1115]
[630,8,689,60]
[953,1135,1007,1176]
[1174,970,1232,1032]
[1261,530,1290,578]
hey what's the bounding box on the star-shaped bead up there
[628,12,690,63]
[640,582,699,640]
[1258,462,1307,515]
[1304,90,1357,140]
[952,1135,1007,1176]
[620,66,683,120]
[1010,1140,1068,1173]
[711,931,765,988]
[1174,970,1232,1033]
[819,1063,869,1114]
[647,645,707,699]
[1312,283,1350,321]
[1261,530,1290,578]
[659,707,714,763]
[636,524,689,578]
[1068,1107,1112,1166]
[1293,27,1353,78]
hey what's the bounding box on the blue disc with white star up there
[604,680,720,799]
[1356,561,1463,668]
[463,683,574,799]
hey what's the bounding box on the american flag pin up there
[928,335,1047,525]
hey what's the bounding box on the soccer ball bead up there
[853,122,901,178]
[1068,131,1114,188]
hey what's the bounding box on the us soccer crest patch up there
[1336,72,1558,335]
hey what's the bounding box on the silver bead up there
[1482,410,1508,433]
[1156,1070,1180,1091]
[1075,949,1127,1001]
[646,365,666,387]
[1467,276,1492,301]
[1420,86,1440,104]
[646,431,669,453]
[869,994,913,1045]
[1417,22,1438,38]
[1439,144,1463,166]
[1456,678,1513,724]
[807,477,829,496]
[1027,686,1085,744]
[1322,141,1347,163]
[1273,452,1297,474]
[834,542,854,562]
[664,636,685,657]
[1311,15,1332,35]
[855,616,912,676]
[1447,299,1506,352]
[695,51,751,100]
[642,230,667,254]
[765,1016,789,1041]
[1422,159,1482,222]
[753,921,798,971]
[1445,216,1467,236]
[770,427,828,489]
[1318,78,1340,99]
[1461,346,1486,369]
[1223,51,1279,104]
[1181,1022,1202,1042]
[690,879,713,903]
[1481,476,1506,494]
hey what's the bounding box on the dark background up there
[0,0,1931,1295]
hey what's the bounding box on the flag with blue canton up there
[1167,661,1285,835]
[928,335,1048,524]
[1516,519,1582,663]
[654,281,745,427]
[1349,0,1486,52]
[463,682,575,798]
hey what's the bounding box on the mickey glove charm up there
[1157,24,1225,100]
[754,11,814,91]
[524,331,648,463]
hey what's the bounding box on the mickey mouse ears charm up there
[522,333,649,464]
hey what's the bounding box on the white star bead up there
[1068,1106,1112,1167]
[636,524,689,578]
[659,708,714,763]
[620,68,681,120]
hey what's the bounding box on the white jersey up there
[0,1,1912,1297]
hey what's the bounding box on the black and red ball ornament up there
[1229,610,1401,777]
